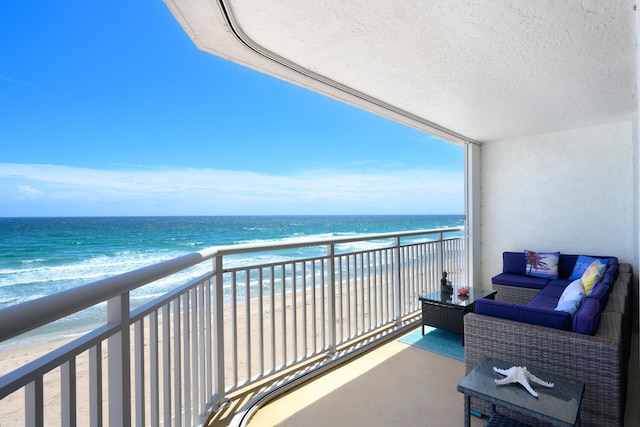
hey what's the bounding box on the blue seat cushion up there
[539,280,571,298]
[474,298,570,330]
[527,294,560,310]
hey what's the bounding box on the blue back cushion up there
[558,254,579,278]
[503,252,526,274]
[502,252,618,280]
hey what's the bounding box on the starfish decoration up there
[493,366,554,398]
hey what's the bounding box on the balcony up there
[236,326,639,427]
[2,226,637,426]
[0,227,465,426]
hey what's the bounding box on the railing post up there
[89,344,103,427]
[25,378,43,427]
[393,237,402,323]
[107,293,131,427]
[212,255,227,408]
[326,244,337,354]
[437,232,444,283]
[61,359,77,427]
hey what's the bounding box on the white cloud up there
[18,185,45,199]
[0,163,463,216]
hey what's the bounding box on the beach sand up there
[0,276,413,426]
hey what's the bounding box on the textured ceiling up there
[166,0,637,143]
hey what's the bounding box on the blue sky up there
[0,1,463,217]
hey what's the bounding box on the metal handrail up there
[0,226,464,427]
[0,227,460,342]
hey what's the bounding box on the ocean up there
[0,215,463,345]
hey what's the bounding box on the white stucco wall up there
[479,121,636,288]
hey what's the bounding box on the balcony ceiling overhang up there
[165,0,637,144]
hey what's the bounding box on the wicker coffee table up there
[418,286,496,343]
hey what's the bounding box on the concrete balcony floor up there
[208,324,639,427]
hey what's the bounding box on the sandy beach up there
[0,276,408,426]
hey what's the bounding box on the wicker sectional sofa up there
[479,252,620,335]
[464,261,633,427]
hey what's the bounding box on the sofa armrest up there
[572,297,600,335]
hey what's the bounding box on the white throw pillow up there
[555,279,586,316]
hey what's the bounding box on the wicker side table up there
[419,286,496,344]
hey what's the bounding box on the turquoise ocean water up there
[0,215,463,345]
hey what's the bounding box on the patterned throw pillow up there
[581,260,606,294]
[524,250,560,279]
[569,255,609,281]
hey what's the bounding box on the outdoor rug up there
[398,327,465,362]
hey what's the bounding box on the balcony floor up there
[209,324,639,427]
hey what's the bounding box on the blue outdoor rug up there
[398,327,465,362]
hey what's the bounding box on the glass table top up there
[458,357,584,426]
[419,286,497,307]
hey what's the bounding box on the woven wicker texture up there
[470,263,633,426]
[611,273,632,296]
[493,284,539,305]
[464,263,631,427]
[421,302,468,334]
[618,264,632,274]
[605,291,633,367]
[486,412,532,427]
